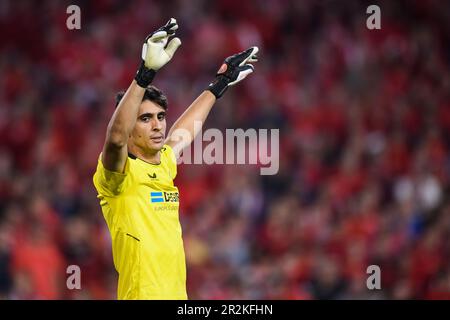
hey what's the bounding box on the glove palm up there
[142,18,181,71]
[135,18,181,88]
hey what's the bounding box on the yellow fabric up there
[93,145,187,300]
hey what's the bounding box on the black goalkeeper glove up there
[207,46,259,99]
[135,18,181,88]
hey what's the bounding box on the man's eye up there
[142,117,150,122]
[158,114,165,121]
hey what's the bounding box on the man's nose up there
[152,118,162,131]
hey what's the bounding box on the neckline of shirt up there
[128,152,161,166]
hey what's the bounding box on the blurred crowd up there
[0,0,449,299]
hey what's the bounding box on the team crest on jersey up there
[151,191,179,203]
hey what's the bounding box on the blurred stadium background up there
[0,0,449,299]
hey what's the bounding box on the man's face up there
[129,100,167,153]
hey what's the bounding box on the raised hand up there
[135,18,182,88]
[207,46,259,98]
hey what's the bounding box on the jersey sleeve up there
[93,154,131,197]
[164,145,178,180]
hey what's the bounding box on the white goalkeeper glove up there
[135,18,181,88]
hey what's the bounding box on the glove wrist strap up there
[135,62,156,88]
[207,75,229,99]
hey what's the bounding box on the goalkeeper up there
[93,18,258,299]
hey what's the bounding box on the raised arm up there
[102,82,145,173]
[165,46,259,158]
[101,18,181,173]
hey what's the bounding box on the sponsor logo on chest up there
[150,191,179,203]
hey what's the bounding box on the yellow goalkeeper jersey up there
[93,145,187,300]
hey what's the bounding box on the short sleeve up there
[164,145,178,180]
[93,154,130,197]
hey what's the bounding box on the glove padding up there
[207,46,259,99]
[135,18,182,88]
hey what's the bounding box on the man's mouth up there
[150,136,164,143]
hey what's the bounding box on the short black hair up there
[115,85,168,110]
